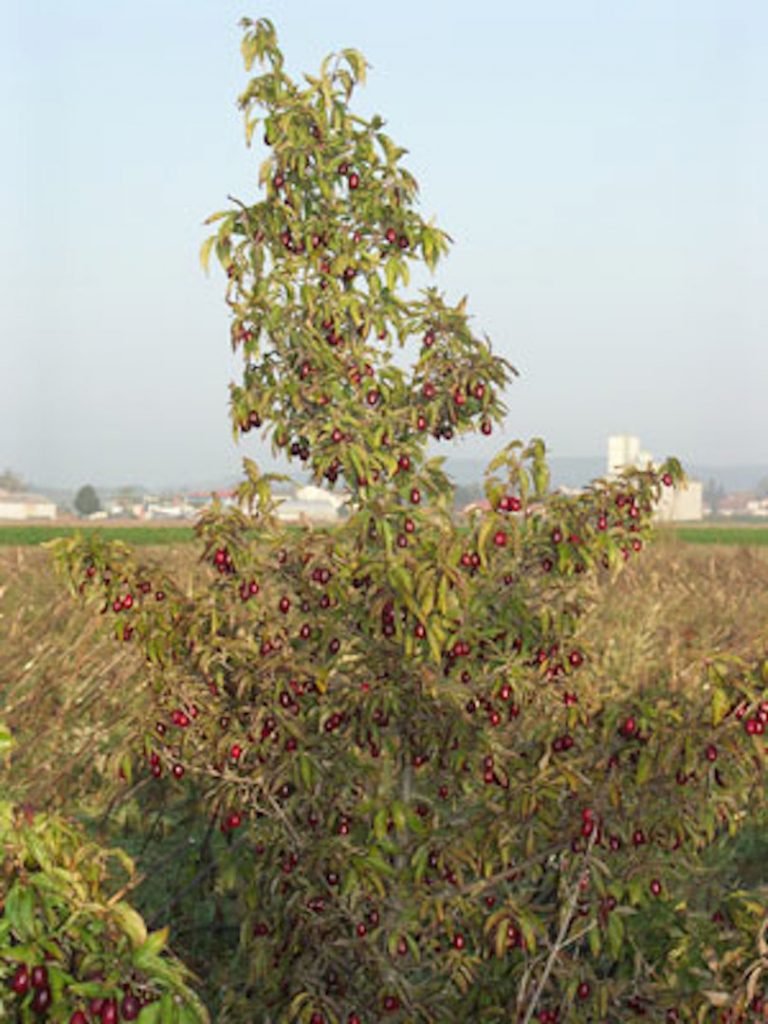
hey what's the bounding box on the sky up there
[1,0,767,490]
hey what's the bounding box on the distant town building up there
[0,489,57,521]
[607,435,654,477]
[654,480,705,523]
[275,485,351,524]
[718,492,763,518]
[607,435,703,522]
[746,497,768,517]
[461,498,492,517]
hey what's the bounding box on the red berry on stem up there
[30,966,48,989]
[11,964,30,994]
[31,987,52,1014]
[121,995,141,1021]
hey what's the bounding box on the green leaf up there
[711,687,730,727]
[199,236,215,275]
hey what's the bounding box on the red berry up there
[30,966,48,990]
[493,530,507,547]
[650,878,662,896]
[11,964,30,994]
[453,933,466,950]
[383,995,400,1012]
[279,596,291,614]
[31,987,52,1014]
[410,488,421,505]
[705,744,718,762]
[662,472,673,486]
[385,227,397,243]
[121,995,141,1021]
[348,172,360,189]
[70,1014,89,1024]
[481,420,492,435]
[577,981,591,1000]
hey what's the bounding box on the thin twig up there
[517,832,596,1024]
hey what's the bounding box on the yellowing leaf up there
[112,902,148,949]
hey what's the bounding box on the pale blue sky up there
[1,1,766,489]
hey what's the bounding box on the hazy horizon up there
[2,1,766,488]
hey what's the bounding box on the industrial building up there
[606,435,703,522]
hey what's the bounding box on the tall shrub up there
[48,18,767,1023]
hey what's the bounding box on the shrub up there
[0,726,209,1024]
[46,17,767,1023]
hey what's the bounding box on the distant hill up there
[27,459,768,505]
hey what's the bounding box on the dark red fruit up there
[100,998,118,1024]
[31,986,52,1014]
[121,994,141,1021]
[30,965,48,989]
[348,172,360,189]
[70,1013,89,1024]
[11,964,30,994]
